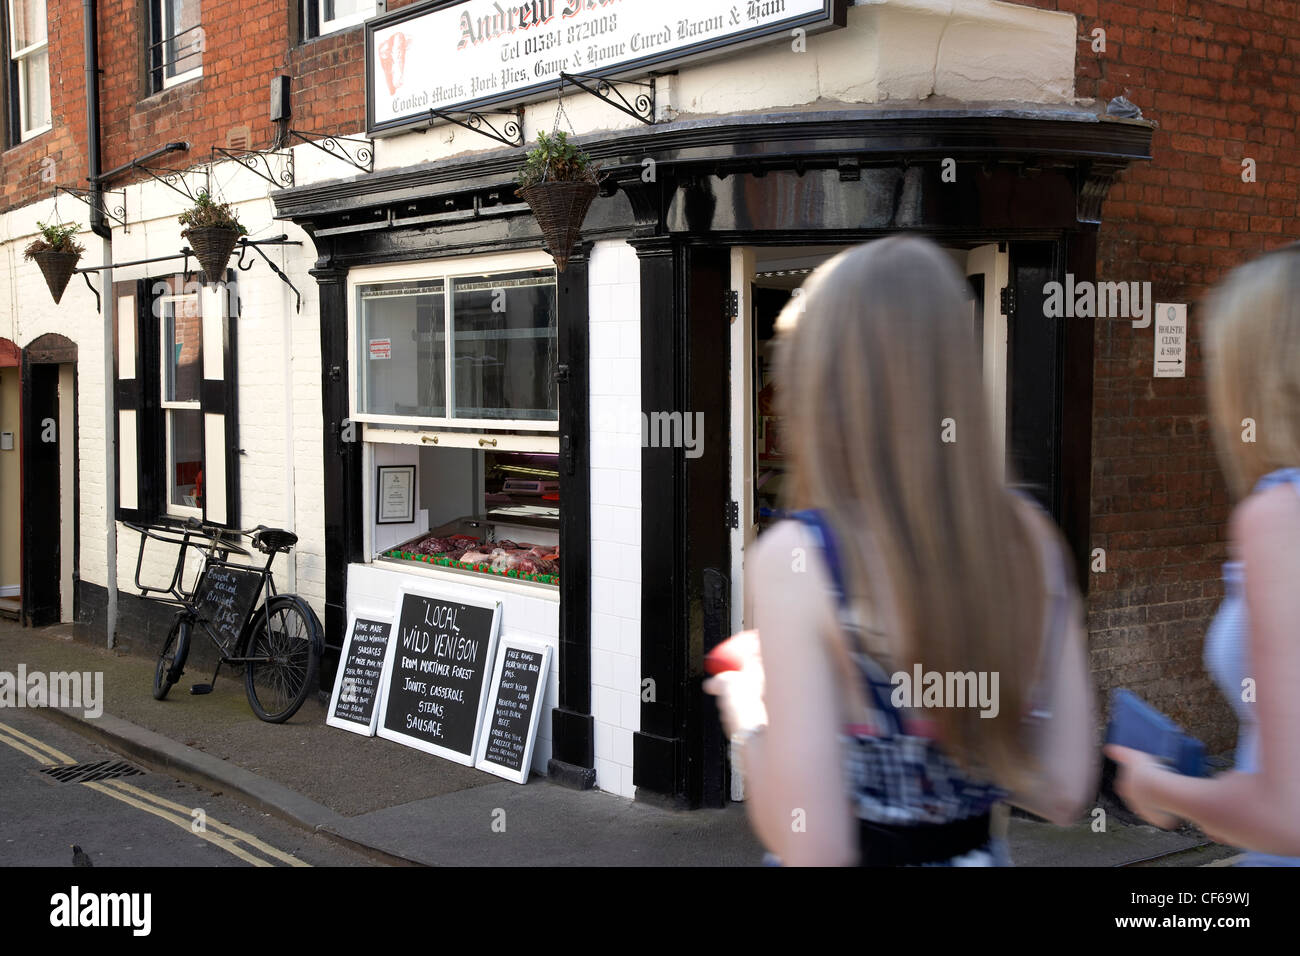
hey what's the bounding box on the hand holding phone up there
[1104,689,1206,777]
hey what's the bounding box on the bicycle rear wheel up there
[153,614,191,700]
[243,595,321,723]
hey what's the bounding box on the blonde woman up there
[1108,247,1300,864]
[706,236,1096,866]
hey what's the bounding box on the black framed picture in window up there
[376,465,415,524]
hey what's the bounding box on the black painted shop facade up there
[273,108,1152,807]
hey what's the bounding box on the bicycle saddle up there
[253,528,298,554]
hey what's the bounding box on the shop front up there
[271,0,1152,804]
[275,103,1150,803]
[340,249,568,776]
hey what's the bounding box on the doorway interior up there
[20,334,78,627]
[727,242,1011,635]
[0,338,19,619]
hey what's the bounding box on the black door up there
[21,361,60,627]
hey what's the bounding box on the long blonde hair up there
[774,235,1046,789]
[1203,245,1300,501]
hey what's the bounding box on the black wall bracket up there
[56,185,127,229]
[426,107,524,147]
[73,236,303,313]
[132,161,210,202]
[288,129,374,173]
[213,147,296,188]
[558,72,656,125]
[233,238,304,313]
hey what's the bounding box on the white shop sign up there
[367,0,846,134]
[1154,303,1186,379]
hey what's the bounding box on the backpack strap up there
[789,509,905,735]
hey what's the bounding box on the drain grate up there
[41,760,143,785]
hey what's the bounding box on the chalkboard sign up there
[191,564,264,649]
[326,614,393,736]
[475,640,552,784]
[376,590,501,764]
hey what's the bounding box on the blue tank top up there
[1203,467,1300,866]
[790,506,1068,834]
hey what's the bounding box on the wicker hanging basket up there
[32,250,82,304]
[517,180,599,273]
[184,226,242,284]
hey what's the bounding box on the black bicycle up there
[125,518,323,723]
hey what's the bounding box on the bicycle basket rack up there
[123,520,251,606]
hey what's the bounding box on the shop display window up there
[353,254,561,588]
[376,448,560,587]
[355,266,557,429]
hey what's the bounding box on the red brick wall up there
[2,0,377,211]
[1019,0,1300,749]
[0,0,90,211]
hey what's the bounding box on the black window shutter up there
[199,271,239,529]
[148,1,163,93]
[303,0,321,41]
[113,279,162,522]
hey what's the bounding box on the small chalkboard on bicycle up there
[191,563,264,650]
[327,613,393,735]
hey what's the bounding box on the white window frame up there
[360,427,561,592]
[7,0,50,140]
[156,0,202,90]
[347,249,560,434]
[159,292,203,519]
[318,0,374,36]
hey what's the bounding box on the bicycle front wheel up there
[153,614,190,701]
[243,595,321,723]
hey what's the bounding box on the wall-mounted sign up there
[367,0,847,136]
[376,590,501,764]
[327,614,393,735]
[475,639,552,783]
[1154,303,1186,378]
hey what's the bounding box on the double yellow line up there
[0,719,74,765]
[0,719,309,867]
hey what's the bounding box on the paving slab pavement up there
[0,620,1238,867]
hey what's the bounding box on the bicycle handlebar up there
[125,518,297,557]
[175,518,297,555]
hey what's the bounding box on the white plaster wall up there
[586,240,642,798]
[0,151,326,626]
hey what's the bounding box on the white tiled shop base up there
[587,239,643,799]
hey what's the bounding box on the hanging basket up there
[183,226,242,284]
[31,250,82,304]
[517,180,599,273]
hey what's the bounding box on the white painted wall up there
[0,152,326,624]
[587,240,642,798]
